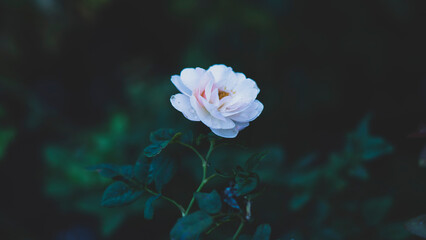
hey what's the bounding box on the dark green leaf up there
[196,132,222,145]
[88,164,133,180]
[235,173,259,196]
[194,190,222,214]
[180,130,193,145]
[144,195,160,220]
[170,211,213,240]
[101,181,143,207]
[253,224,271,240]
[348,165,369,180]
[150,128,180,143]
[143,142,168,158]
[134,157,150,184]
[346,116,393,161]
[245,152,267,172]
[363,196,393,226]
[289,192,311,211]
[144,129,181,157]
[361,137,393,161]
[151,156,175,192]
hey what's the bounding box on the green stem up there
[232,219,245,240]
[206,218,233,235]
[182,140,216,216]
[144,187,185,216]
[205,140,215,161]
[178,142,207,163]
[184,162,207,215]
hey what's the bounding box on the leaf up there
[245,152,267,172]
[170,211,213,240]
[253,224,271,240]
[101,181,143,207]
[144,129,181,157]
[346,116,393,161]
[289,192,311,211]
[144,195,160,220]
[235,173,259,196]
[150,156,175,192]
[363,196,393,226]
[194,190,222,214]
[348,165,369,180]
[150,128,181,143]
[196,132,222,145]
[180,130,194,145]
[87,164,133,180]
[143,142,168,158]
[406,215,426,238]
[361,137,393,161]
[134,157,150,184]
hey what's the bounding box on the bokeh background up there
[1,0,426,239]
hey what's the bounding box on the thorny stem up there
[144,187,185,216]
[181,140,217,216]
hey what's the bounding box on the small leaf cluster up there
[89,128,182,220]
[170,153,269,240]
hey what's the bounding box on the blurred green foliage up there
[1,0,426,239]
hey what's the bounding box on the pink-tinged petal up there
[204,77,214,101]
[207,64,233,83]
[229,100,264,122]
[210,122,248,138]
[210,88,220,106]
[180,67,206,91]
[190,95,235,129]
[171,75,191,96]
[170,94,200,121]
[199,96,227,121]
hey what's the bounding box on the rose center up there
[218,90,230,100]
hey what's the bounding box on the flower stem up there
[178,142,207,163]
[144,187,185,216]
[181,140,216,216]
[232,219,245,240]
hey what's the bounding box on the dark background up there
[1,0,426,239]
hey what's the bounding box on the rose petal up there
[190,95,235,129]
[171,75,192,96]
[170,94,200,121]
[180,67,206,91]
[229,100,264,122]
[210,122,249,138]
[207,64,233,83]
[199,96,227,121]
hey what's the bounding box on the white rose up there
[170,64,263,138]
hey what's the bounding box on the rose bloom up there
[170,64,263,138]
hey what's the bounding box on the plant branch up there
[178,142,207,163]
[183,140,216,216]
[144,187,185,216]
[232,218,245,240]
